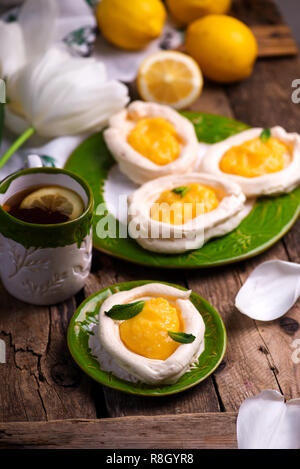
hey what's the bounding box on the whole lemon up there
[166,0,231,26]
[96,0,166,51]
[186,15,258,83]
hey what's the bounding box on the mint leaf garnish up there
[172,186,190,198]
[260,128,271,143]
[105,300,145,320]
[168,331,196,344]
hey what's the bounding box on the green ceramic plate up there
[67,280,227,396]
[65,112,300,269]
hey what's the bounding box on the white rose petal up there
[237,390,300,449]
[235,260,300,321]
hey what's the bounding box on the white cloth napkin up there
[0,0,182,179]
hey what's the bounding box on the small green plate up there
[65,112,300,269]
[67,280,227,396]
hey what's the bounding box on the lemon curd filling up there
[127,117,182,165]
[119,297,183,360]
[220,137,291,178]
[150,183,220,225]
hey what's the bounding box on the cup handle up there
[26,154,43,168]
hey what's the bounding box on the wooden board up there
[0,284,98,422]
[0,413,237,449]
[252,24,298,58]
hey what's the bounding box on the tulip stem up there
[0,126,36,170]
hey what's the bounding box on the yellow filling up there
[119,297,183,360]
[127,117,182,165]
[150,183,220,225]
[220,137,290,178]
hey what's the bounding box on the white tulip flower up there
[0,46,129,168]
[6,46,129,137]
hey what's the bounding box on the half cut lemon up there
[137,51,203,110]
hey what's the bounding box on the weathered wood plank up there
[227,1,300,133]
[103,378,221,418]
[225,55,300,132]
[188,83,234,117]
[231,0,283,26]
[0,284,97,421]
[252,24,298,58]
[283,218,300,264]
[0,413,238,449]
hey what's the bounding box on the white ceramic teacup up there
[0,167,94,305]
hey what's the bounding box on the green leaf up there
[40,155,56,168]
[168,331,196,344]
[85,0,98,6]
[105,300,145,320]
[172,186,190,198]
[260,128,271,143]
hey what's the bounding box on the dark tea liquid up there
[2,186,80,224]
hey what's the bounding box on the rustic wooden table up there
[0,0,299,449]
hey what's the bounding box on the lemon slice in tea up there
[20,186,84,221]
